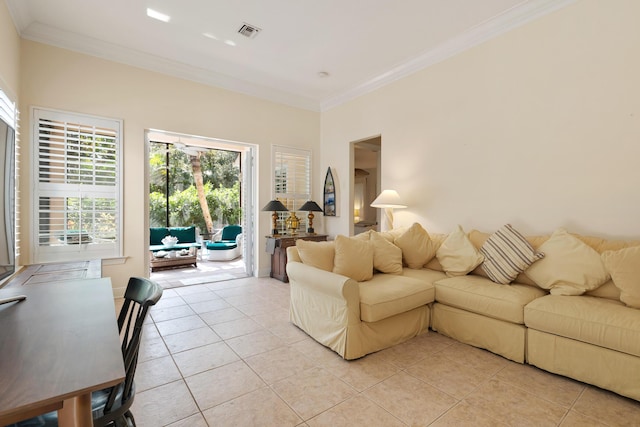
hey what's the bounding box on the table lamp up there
[262,199,288,235]
[370,189,407,230]
[299,200,323,234]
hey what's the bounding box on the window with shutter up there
[32,108,122,262]
[272,145,311,233]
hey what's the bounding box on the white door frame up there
[145,129,258,277]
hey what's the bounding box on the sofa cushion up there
[206,241,237,250]
[296,240,335,272]
[435,275,547,324]
[169,226,196,244]
[333,235,374,281]
[436,225,484,277]
[150,227,169,246]
[394,223,437,269]
[524,295,640,357]
[358,274,435,322]
[480,224,544,284]
[525,228,609,296]
[602,246,640,309]
[401,267,448,284]
[370,232,403,274]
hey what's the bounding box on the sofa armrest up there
[287,262,360,302]
[287,260,362,358]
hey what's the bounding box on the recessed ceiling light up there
[224,40,237,47]
[147,8,170,23]
[203,32,219,40]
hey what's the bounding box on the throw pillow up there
[480,224,544,284]
[378,226,408,243]
[352,230,373,241]
[370,232,403,274]
[394,223,436,269]
[601,246,640,309]
[333,235,374,281]
[296,239,335,272]
[525,228,609,295]
[436,225,484,277]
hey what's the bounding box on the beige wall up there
[321,0,640,240]
[18,40,320,294]
[0,0,20,99]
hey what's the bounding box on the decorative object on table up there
[261,199,288,236]
[370,189,407,230]
[161,235,179,247]
[323,167,336,216]
[299,200,323,234]
[155,250,168,258]
[285,211,301,235]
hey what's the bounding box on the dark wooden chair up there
[12,277,163,427]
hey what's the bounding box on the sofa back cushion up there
[150,227,169,245]
[296,240,335,272]
[170,226,196,244]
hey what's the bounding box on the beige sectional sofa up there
[286,223,640,402]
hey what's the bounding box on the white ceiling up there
[5,0,573,111]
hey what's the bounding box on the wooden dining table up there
[0,278,125,427]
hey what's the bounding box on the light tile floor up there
[126,277,640,427]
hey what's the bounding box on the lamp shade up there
[261,199,288,212]
[299,200,323,212]
[370,190,407,209]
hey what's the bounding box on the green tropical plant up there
[149,142,241,231]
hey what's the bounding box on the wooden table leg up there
[58,394,93,427]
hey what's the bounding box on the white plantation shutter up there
[33,108,122,262]
[0,90,16,129]
[272,145,311,232]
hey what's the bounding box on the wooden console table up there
[266,234,327,282]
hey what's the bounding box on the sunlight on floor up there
[150,257,247,289]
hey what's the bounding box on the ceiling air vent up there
[237,23,261,39]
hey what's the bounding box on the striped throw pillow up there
[480,224,544,284]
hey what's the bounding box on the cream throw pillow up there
[601,246,640,309]
[370,232,403,274]
[333,235,374,281]
[436,225,484,277]
[525,228,609,295]
[394,223,436,269]
[296,239,335,272]
[352,230,373,241]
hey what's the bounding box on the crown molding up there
[18,22,321,112]
[320,0,577,111]
[5,0,32,34]
[7,0,576,113]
